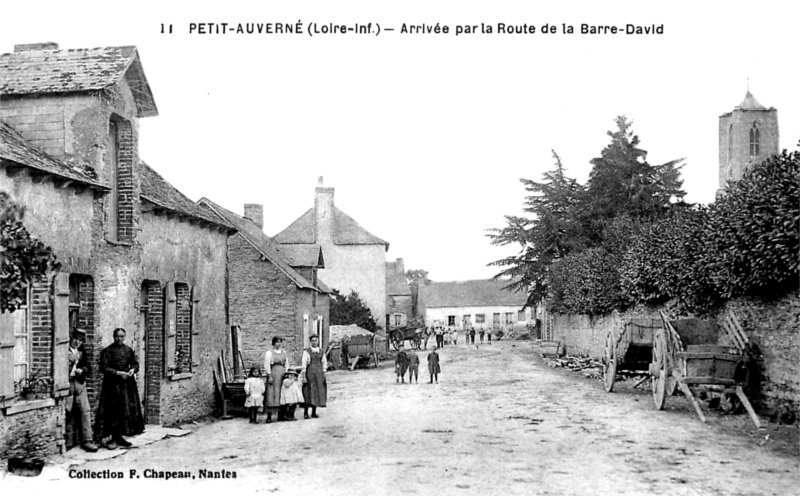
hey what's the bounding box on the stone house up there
[419,279,531,331]
[274,179,389,329]
[386,258,413,329]
[0,43,233,460]
[198,199,331,366]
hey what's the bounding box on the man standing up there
[67,329,99,452]
[95,328,145,449]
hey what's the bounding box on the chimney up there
[243,204,263,229]
[315,178,335,243]
[395,258,405,274]
[14,42,59,52]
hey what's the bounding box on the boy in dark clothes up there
[395,350,409,383]
[427,347,441,384]
[407,351,420,383]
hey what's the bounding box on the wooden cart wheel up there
[651,327,668,410]
[603,331,617,393]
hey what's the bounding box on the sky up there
[2,1,798,283]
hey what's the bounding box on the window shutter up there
[0,311,16,401]
[53,273,71,396]
[191,285,201,368]
[164,282,177,374]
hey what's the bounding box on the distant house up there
[198,200,331,366]
[0,43,232,459]
[419,280,531,331]
[274,179,389,329]
[386,258,413,329]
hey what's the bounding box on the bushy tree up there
[329,289,378,332]
[1,192,57,313]
[487,151,585,307]
[706,149,799,299]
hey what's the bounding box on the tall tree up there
[487,151,585,307]
[583,116,686,241]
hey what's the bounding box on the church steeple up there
[718,90,778,194]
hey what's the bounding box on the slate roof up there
[274,206,389,250]
[386,261,412,296]
[420,279,527,308]
[277,244,324,268]
[0,121,104,188]
[140,162,232,229]
[737,91,768,110]
[197,198,327,293]
[0,45,158,117]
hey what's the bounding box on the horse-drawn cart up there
[650,311,761,428]
[388,326,423,350]
[603,318,665,393]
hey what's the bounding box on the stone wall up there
[0,400,65,460]
[551,292,800,418]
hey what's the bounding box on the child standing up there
[407,351,420,384]
[395,350,409,384]
[280,369,304,421]
[427,347,441,384]
[244,368,265,424]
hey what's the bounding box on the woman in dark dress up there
[301,334,327,419]
[94,328,145,449]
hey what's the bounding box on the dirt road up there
[10,341,799,495]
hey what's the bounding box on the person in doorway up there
[244,368,265,424]
[427,346,441,384]
[95,328,145,450]
[302,334,327,419]
[407,351,420,384]
[67,329,99,452]
[264,336,289,423]
[395,350,409,383]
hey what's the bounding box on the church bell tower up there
[718,91,779,193]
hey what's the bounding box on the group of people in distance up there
[394,347,440,384]
[425,326,492,347]
[245,334,327,424]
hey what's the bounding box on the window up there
[462,315,471,327]
[475,314,485,324]
[394,314,403,326]
[12,289,31,389]
[447,316,456,326]
[518,310,526,322]
[505,312,515,324]
[493,313,501,329]
[108,119,119,241]
[175,283,192,373]
[749,122,760,156]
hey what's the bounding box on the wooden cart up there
[603,318,668,393]
[650,311,761,428]
[389,326,422,350]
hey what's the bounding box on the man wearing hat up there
[67,329,99,452]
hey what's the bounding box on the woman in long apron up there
[264,336,289,423]
[301,334,327,419]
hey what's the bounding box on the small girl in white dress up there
[280,369,304,421]
[244,368,266,424]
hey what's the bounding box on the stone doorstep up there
[39,426,192,479]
